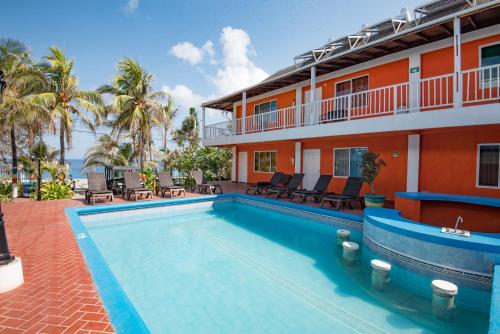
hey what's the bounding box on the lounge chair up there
[86,172,114,205]
[123,172,153,201]
[157,172,185,198]
[191,170,223,194]
[320,176,364,210]
[266,173,304,199]
[290,175,332,203]
[246,172,284,195]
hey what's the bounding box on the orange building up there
[201,1,500,217]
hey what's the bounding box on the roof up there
[202,0,500,111]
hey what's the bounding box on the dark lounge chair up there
[123,172,153,201]
[246,172,284,195]
[191,170,223,194]
[267,173,304,199]
[86,172,114,205]
[320,176,364,210]
[290,175,332,203]
[157,172,185,198]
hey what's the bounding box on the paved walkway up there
[0,182,363,333]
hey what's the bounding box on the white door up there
[238,152,248,183]
[304,87,322,124]
[303,149,321,190]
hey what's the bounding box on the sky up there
[0,0,421,159]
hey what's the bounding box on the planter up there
[365,194,385,207]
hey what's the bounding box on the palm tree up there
[39,47,103,165]
[173,107,200,148]
[83,135,135,169]
[99,58,169,169]
[0,38,48,181]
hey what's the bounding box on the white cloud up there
[162,85,228,127]
[211,27,268,95]
[125,0,139,12]
[170,40,216,66]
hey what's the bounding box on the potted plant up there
[361,151,386,207]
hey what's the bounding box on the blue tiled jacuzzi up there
[66,194,498,333]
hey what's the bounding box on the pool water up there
[81,199,491,333]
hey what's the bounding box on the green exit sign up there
[410,66,420,73]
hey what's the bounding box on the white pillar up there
[295,87,302,127]
[409,53,420,112]
[242,92,247,133]
[294,142,302,174]
[232,103,237,134]
[406,134,420,192]
[310,66,317,125]
[453,17,462,109]
[201,107,206,143]
[231,146,237,182]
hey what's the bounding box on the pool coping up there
[65,193,362,333]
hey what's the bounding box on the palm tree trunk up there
[59,122,65,165]
[10,126,18,182]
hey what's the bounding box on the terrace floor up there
[0,181,363,333]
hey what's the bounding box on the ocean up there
[67,159,106,179]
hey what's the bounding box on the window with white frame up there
[254,151,277,173]
[254,100,277,128]
[480,43,500,86]
[334,147,368,177]
[477,144,500,188]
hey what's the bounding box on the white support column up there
[294,142,302,174]
[310,66,316,125]
[201,107,206,144]
[232,103,237,134]
[231,146,237,182]
[453,17,462,109]
[242,92,247,133]
[406,134,420,192]
[409,53,420,112]
[295,87,302,127]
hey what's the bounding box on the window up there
[254,151,277,173]
[480,43,500,86]
[335,76,368,107]
[254,100,277,115]
[334,147,368,177]
[477,144,500,188]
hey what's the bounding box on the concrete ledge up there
[0,257,23,293]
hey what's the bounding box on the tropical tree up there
[173,107,200,147]
[39,47,103,165]
[0,38,48,180]
[83,135,136,169]
[99,58,169,169]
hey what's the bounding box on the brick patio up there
[0,182,363,333]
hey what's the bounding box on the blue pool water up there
[80,199,490,333]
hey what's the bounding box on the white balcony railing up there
[204,66,500,139]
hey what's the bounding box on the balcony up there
[203,65,500,142]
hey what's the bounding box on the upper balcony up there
[203,65,500,146]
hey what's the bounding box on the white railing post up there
[453,17,462,109]
[393,86,398,114]
[310,66,316,125]
[283,108,286,129]
[261,114,264,131]
[232,104,237,135]
[242,91,247,133]
[201,107,206,143]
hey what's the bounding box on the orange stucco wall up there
[235,141,295,184]
[421,33,500,78]
[232,34,500,120]
[419,126,500,198]
[302,58,409,101]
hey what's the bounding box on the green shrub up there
[34,181,73,200]
[141,167,157,191]
[0,180,13,203]
[361,151,386,195]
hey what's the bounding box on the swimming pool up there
[67,195,491,333]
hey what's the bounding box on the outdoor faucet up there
[454,216,464,230]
